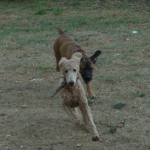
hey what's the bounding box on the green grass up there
[126,72,141,78]
[105,77,114,83]
[54,7,63,15]
[35,8,46,15]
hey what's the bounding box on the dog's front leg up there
[79,102,99,141]
[86,82,96,99]
[62,104,80,126]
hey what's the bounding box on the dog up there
[53,28,101,99]
[59,52,100,141]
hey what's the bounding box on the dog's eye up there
[65,70,68,73]
[73,69,76,72]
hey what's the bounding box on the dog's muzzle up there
[69,81,74,86]
[66,76,79,86]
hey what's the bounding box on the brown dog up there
[53,28,101,99]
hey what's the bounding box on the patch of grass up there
[137,91,146,97]
[39,64,49,71]
[35,8,46,15]
[66,16,88,28]
[74,37,84,41]
[98,57,107,64]
[16,16,23,20]
[126,72,141,78]
[105,77,114,83]
[0,30,11,37]
[54,7,63,15]
[110,126,117,133]
[119,55,130,60]
[88,99,93,105]
[70,0,80,6]
[113,103,126,109]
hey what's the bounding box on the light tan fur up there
[59,53,100,141]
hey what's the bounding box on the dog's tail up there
[58,28,64,35]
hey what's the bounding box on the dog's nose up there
[69,81,74,86]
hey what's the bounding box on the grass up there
[54,7,63,15]
[105,77,114,83]
[35,8,46,15]
[0,0,150,150]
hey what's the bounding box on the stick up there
[51,82,67,98]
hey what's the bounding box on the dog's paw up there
[90,95,97,99]
[92,136,100,141]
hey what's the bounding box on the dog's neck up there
[74,49,87,58]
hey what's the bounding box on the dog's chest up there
[60,84,80,108]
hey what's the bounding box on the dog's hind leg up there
[53,43,61,72]
[55,54,61,72]
[62,105,80,126]
[79,101,99,141]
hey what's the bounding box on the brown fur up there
[59,53,100,141]
[53,28,101,99]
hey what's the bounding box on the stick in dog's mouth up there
[51,81,67,98]
[51,76,80,98]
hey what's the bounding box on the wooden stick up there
[51,81,67,98]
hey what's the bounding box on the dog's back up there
[53,28,81,69]
[54,28,74,46]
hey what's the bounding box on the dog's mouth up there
[82,76,92,84]
[84,80,90,84]
[83,77,92,84]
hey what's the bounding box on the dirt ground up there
[0,1,150,150]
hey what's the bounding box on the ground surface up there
[0,0,150,150]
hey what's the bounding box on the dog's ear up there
[59,57,67,68]
[90,50,101,64]
[72,52,82,63]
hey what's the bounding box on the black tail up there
[58,28,64,35]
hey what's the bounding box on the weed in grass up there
[137,91,146,97]
[88,99,93,105]
[74,38,84,41]
[126,72,141,78]
[105,77,114,83]
[35,8,46,15]
[0,30,11,37]
[146,130,150,134]
[110,126,117,133]
[113,103,126,109]
[54,7,63,15]
[16,16,23,20]
[70,0,80,6]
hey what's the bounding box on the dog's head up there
[59,52,82,86]
[80,50,101,83]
